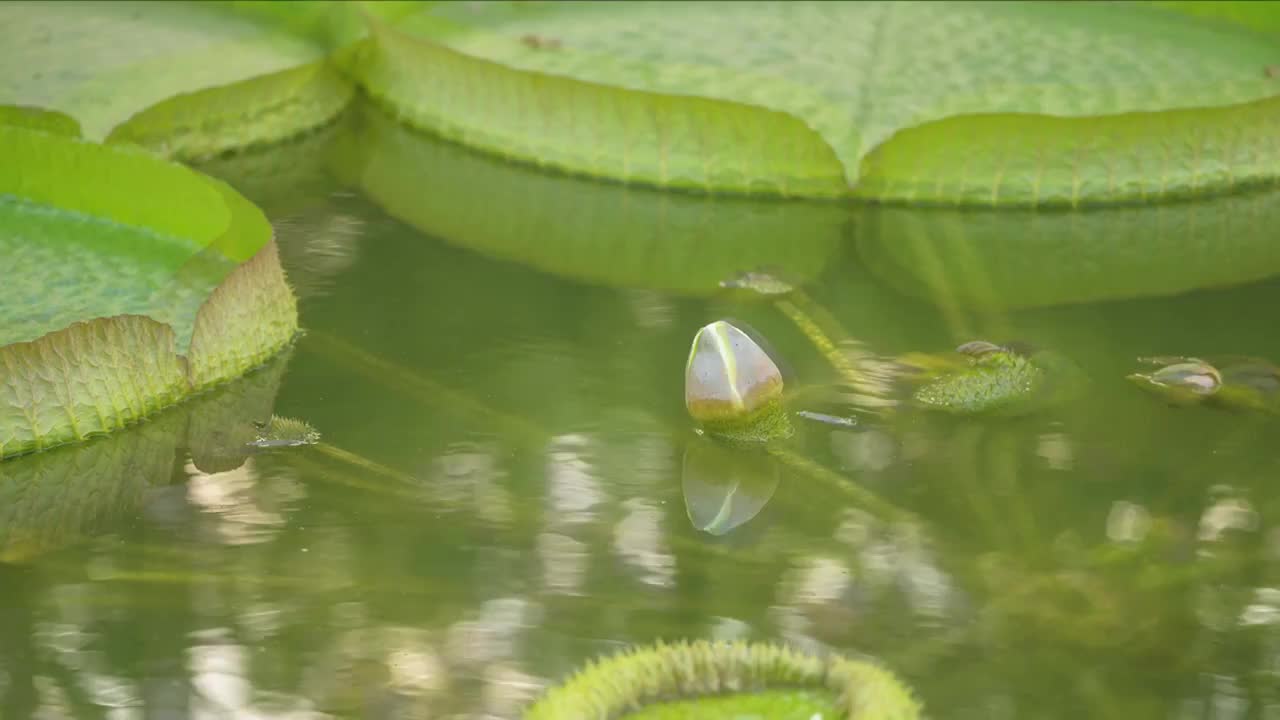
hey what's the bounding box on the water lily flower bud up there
[685,321,784,426]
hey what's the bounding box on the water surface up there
[2,110,1279,719]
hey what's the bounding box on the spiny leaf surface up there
[367,1,1280,200]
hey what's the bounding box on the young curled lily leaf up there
[911,342,1081,417]
[524,639,921,720]
[1129,358,1222,400]
[1128,355,1280,412]
[249,415,321,449]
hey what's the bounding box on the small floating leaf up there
[911,343,1080,417]
[249,415,321,449]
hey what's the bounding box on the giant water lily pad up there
[0,124,297,459]
[0,0,365,158]
[352,1,1280,201]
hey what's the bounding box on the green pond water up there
[3,109,1280,718]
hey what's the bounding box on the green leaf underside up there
[106,60,354,161]
[191,113,348,217]
[348,20,848,198]
[856,95,1280,207]
[368,1,1280,201]
[626,689,840,719]
[856,185,1280,309]
[0,126,298,459]
[0,0,353,156]
[332,103,843,296]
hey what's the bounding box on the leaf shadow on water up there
[0,349,293,565]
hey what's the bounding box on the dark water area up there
[2,105,1279,718]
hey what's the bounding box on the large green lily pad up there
[351,1,1280,201]
[0,0,365,158]
[0,124,297,459]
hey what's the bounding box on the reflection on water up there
[4,109,1280,719]
[682,437,780,536]
[186,459,306,547]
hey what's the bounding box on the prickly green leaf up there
[911,347,1081,417]
[524,640,920,720]
[628,690,839,720]
[360,1,1280,200]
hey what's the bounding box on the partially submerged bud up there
[685,321,784,428]
[1127,358,1222,406]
